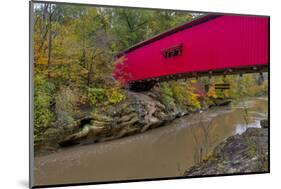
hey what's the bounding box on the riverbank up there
[35,84,232,156]
[34,97,268,186]
[184,120,269,176]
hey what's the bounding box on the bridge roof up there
[116,14,222,57]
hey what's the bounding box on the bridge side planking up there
[113,14,269,88]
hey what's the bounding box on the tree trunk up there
[47,4,52,79]
[87,62,93,86]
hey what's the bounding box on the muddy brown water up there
[33,97,268,186]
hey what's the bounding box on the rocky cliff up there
[184,120,269,176]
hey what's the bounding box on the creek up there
[34,97,268,186]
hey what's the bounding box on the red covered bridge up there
[113,14,269,90]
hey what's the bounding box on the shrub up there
[160,82,176,108]
[160,81,201,110]
[170,82,186,105]
[106,88,125,104]
[87,88,107,106]
[55,86,80,126]
[184,81,201,109]
[88,87,125,106]
[34,75,55,139]
[34,93,53,128]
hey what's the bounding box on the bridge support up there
[124,66,268,92]
[128,80,156,92]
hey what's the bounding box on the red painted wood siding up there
[113,14,269,84]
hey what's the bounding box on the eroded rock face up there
[260,119,269,128]
[58,90,185,147]
[184,126,269,176]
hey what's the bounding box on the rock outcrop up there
[184,121,269,176]
[35,85,228,155]
[58,90,188,147]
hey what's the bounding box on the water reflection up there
[235,120,261,135]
